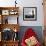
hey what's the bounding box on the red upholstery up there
[21,28,41,46]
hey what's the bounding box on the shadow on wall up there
[18,26,44,44]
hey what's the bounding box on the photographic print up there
[23,7,37,21]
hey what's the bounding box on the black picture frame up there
[23,7,37,21]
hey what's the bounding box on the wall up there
[18,26,43,44]
[19,0,44,26]
[43,0,46,26]
[0,0,44,26]
[18,0,44,26]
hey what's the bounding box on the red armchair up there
[21,28,41,46]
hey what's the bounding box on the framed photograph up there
[23,7,37,21]
[8,16,18,24]
[2,16,18,24]
[2,10,9,15]
[9,10,18,15]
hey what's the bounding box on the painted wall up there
[18,26,44,44]
[0,0,44,26]
[18,0,44,26]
